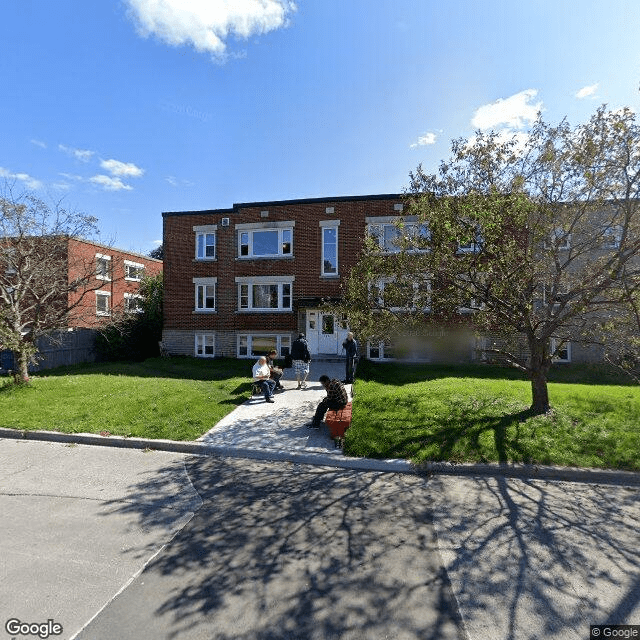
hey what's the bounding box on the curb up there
[1,427,640,487]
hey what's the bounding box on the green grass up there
[0,357,251,441]
[2,357,639,472]
[345,360,640,472]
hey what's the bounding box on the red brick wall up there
[67,238,163,328]
[163,195,404,336]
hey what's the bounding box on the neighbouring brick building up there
[1,237,163,372]
[65,238,163,327]
[162,194,409,360]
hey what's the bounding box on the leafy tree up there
[339,106,640,414]
[95,272,163,361]
[0,187,105,382]
[148,243,163,260]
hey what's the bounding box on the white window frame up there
[236,221,294,259]
[237,334,291,358]
[236,276,294,312]
[544,228,571,251]
[372,276,431,312]
[366,216,430,254]
[96,290,111,316]
[457,224,483,254]
[193,277,217,312]
[96,254,111,281]
[195,333,216,358]
[602,224,623,249]
[124,292,143,313]
[124,260,145,281]
[367,340,394,360]
[550,338,571,363]
[320,220,339,277]
[194,225,217,260]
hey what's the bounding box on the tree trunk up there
[14,350,30,384]
[529,337,551,414]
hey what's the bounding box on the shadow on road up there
[89,456,465,640]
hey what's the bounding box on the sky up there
[2,0,640,255]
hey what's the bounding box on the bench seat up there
[325,402,353,439]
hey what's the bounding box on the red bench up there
[325,402,352,447]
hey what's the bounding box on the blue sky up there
[2,0,640,254]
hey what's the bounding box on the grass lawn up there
[0,357,251,441]
[345,359,640,472]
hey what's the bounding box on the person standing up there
[252,356,276,403]
[342,332,358,384]
[308,375,348,428]
[290,333,311,389]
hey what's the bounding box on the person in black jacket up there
[342,332,358,384]
[290,333,311,389]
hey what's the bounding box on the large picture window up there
[237,224,294,258]
[237,277,293,311]
[237,335,291,358]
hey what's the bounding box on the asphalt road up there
[2,439,639,640]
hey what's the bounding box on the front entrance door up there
[305,310,349,355]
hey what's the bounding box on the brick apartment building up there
[65,238,163,326]
[0,237,162,372]
[162,194,410,360]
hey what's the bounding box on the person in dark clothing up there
[290,333,311,389]
[308,375,348,428]
[266,349,284,391]
[342,332,358,384]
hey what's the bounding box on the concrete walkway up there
[198,361,349,457]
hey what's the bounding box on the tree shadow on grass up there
[84,457,466,640]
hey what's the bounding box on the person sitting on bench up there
[266,349,284,391]
[307,375,348,428]
[252,356,276,403]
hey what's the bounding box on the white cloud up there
[410,132,437,149]
[101,158,145,178]
[59,144,95,162]
[124,0,296,58]
[90,175,133,191]
[0,167,43,190]
[471,89,543,131]
[30,139,47,149]
[575,83,598,99]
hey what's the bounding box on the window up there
[96,254,111,280]
[196,232,216,260]
[373,277,431,312]
[545,228,571,251]
[124,260,145,281]
[367,220,429,253]
[238,226,293,258]
[321,223,339,276]
[237,335,291,358]
[602,225,623,249]
[195,333,215,358]
[96,291,111,316]
[367,340,394,360]
[124,293,143,313]
[194,277,217,312]
[236,277,294,312]
[194,225,217,260]
[457,225,483,253]
[551,338,571,363]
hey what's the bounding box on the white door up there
[318,313,338,354]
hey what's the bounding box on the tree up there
[148,243,163,260]
[339,106,640,414]
[95,272,163,361]
[0,187,104,382]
